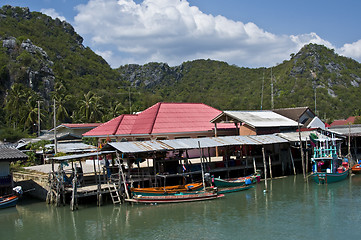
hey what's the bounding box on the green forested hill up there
[1,5,361,140]
[118,45,361,121]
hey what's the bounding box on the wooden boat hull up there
[130,183,203,196]
[126,192,224,204]
[0,195,18,209]
[352,164,361,174]
[217,185,254,194]
[213,173,259,187]
[310,170,349,184]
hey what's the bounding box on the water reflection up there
[2,175,361,239]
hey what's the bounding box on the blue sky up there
[2,0,361,68]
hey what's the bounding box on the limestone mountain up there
[1,5,361,137]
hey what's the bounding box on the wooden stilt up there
[289,148,296,175]
[262,146,268,191]
[253,157,257,173]
[268,156,273,179]
[298,121,306,179]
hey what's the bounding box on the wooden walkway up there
[65,184,112,198]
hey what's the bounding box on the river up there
[2,174,361,239]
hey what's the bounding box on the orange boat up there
[130,182,203,196]
[352,164,361,174]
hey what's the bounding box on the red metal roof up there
[330,116,359,126]
[83,102,234,137]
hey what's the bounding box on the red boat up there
[352,164,361,174]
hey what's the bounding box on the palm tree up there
[4,84,24,127]
[52,82,72,122]
[77,91,103,122]
[102,100,126,121]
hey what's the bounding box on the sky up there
[2,0,361,68]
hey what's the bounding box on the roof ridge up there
[112,115,125,135]
[149,102,162,134]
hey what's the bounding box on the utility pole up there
[53,99,57,154]
[261,71,264,110]
[37,101,41,137]
[314,87,317,114]
[129,86,132,114]
[271,68,274,110]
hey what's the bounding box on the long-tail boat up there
[130,182,203,196]
[217,185,254,194]
[213,171,261,187]
[126,191,224,204]
[351,160,361,174]
[310,133,349,184]
[0,195,18,209]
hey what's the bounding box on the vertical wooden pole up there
[305,138,309,174]
[289,148,296,175]
[253,157,257,173]
[298,121,306,179]
[214,123,218,157]
[268,156,273,179]
[262,146,268,191]
[198,141,206,190]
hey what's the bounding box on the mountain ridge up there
[1,5,361,136]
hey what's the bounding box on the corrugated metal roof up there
[212,136,260,145]
[248,134,288,144]
[102,133,293,154]
[108,141,168,153]
[328,124,361,137]
[276,131,340,142]
[50,151,115,161]
[0,145,28,161]
[221,110,299,128]
[46,143,97,153]
[162,138,224,150]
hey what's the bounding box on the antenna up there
[314,87,317,114]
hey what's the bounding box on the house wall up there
[239,125,256,136]
[0,161,10,177]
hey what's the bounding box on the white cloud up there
[41,8,66,21]
[73,0,360,68]
[338,40,361,60]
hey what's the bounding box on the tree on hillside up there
[76,91,103,123]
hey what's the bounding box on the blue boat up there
[217,185,254,194]
[310,133,349,184]
[213,172,261,187]
[0,195,18,209]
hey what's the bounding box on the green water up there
[2,175,361,239]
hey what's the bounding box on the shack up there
[0,145,28,196]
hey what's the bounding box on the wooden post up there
[298,121,306,179]
[198,141,206,190]
[305,138,309,174]
[289,148,296,175]
[253,157,257,173]
[268,156,273,179]
[214,123,218,157]
[262,146,268,191]
[70,166,78,211]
